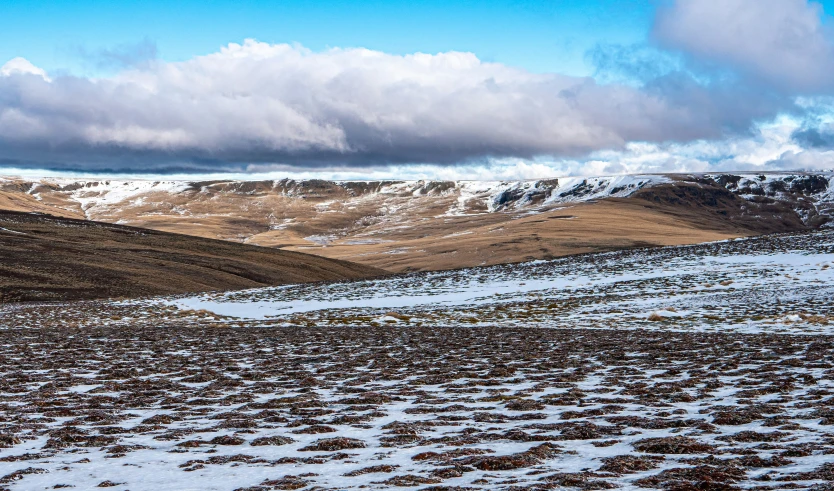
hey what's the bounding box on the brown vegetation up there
[3,174,830,273]
[0,210,385,302]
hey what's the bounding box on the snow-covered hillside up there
[7,174,676,216]
[1,172,831,223]
[151,229,834,334]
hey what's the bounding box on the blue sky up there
[2,0,834,178]
[2,0,653,76]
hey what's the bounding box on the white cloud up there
[653,0,834,93]
[0,40,788,172]
[0,57,50,80]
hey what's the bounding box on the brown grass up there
[0,210,385,303]
[0,177,772,274]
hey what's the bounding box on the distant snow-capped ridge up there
[13,173,673,208]
[4,171,834,225]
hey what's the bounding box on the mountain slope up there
[1,172,832,272]
[0,211,386,303]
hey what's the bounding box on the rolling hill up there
[1,172,832,272]
[0,210,385,303]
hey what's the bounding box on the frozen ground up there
[1,231,834,490]
[154,230,833,335]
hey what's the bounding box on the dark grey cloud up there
[792,127,834,148]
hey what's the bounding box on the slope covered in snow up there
[151,229,834,334]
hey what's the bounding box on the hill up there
[1,172,832,272]
[0,210,386,303]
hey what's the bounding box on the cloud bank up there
[654,0,834,93]
[1,0,834,176]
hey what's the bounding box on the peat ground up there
[0,326,833,490]
[1,231,833,490]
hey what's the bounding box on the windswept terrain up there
[0,211,384,303]
[1,230,833,490]
[1,173,833,490]
[7,1,834,490]
[1,172,831,271]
